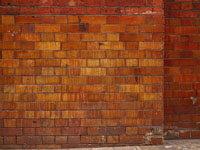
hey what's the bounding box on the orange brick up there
[4,119,16,127]
[81,68,106,76]
[81,119,105,127]
[107,136,119,143]
[68,33,80,41]
[62,25,87,32]
[55,33,67,42]
[140,76,163,84]
[0,60,19,67]
[15,33,40,41]
[3,85,15,93]
[126,127,138,135]
[81,136,106,144]
[107,51,118,58]
[35,24,60,32]
[35,42,60,50]
[126,110,138,118]
[2,16,14,24]
[80,50,105,58]
[62,42,86,50]
[0,42,21,50]
[36,94,61,102]
[68,16,80,24]
[140,93,162,101]
[81,85,105,93]
[139,59,163,67]
[100,42,125,50]
[41,85,54,93]
[62,111,86,118]
[42,67,54,75]
[36,76,60,84]
[16,51,40,59]
[81,33,106,41]
[35,111,60,118]
[55,16,67,24]
[102,110,125,119]
[120,16,145,24]
[126,25,139,32]
[21,42,34,50]
[0,25,21,33]
[61,59,87,67]
[16,68,41,75]
[22,76,35,84]
[80,16,106,24]
[62,77,87,84]
[100,59,125,67]
[87,59,100,67]
[139,42,163,50]
[2,33,14,41]
[16,85,40,93]
[41,33,54,41]
[62,93,87,101]
[126,59,138,66]
[120,85,144,92]
[41,51,53,58]
[101,25,125,32]
[107,33,119,41]
[54,51,67,58]
[2,51,14,59]
[140,25,164,33]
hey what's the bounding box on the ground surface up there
[67,140,200,150]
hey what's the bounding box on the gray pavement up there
[66,140,200,150]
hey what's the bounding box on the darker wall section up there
[164,0,200,139]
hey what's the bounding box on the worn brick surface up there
[0,0,164,148]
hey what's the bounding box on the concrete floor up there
[66,140,200,150]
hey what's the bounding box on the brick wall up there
[0,0,164,148]
[164,0,200,139]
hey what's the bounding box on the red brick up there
[68,136,80,143]
[4,136,16,144]
[15,16,40,24]
[41,16,54,23]
[17,136,42,145]
[15,0,40,6]
[61,8,86,15]
[36,128,61,135]
[120,33,145,41]
[0,8,20,15]
[120,0,145,6]
[62,127,87,135]
[81,16,106,24]
[55,136,67,144]
[42,136,54,144]
[0,128,22,136]
[80,0,105,6]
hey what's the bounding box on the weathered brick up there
[35,42,60,50]
[35,25,60,32]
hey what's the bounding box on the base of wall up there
[164,128,200,139]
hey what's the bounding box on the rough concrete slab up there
[65,140,200,150]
